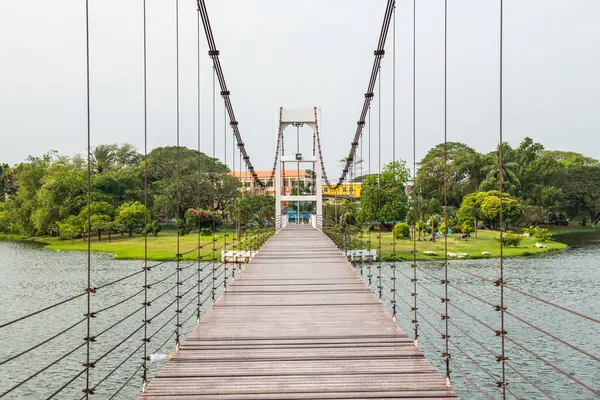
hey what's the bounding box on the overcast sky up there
[1,0,599,179]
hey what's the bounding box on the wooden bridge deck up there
[139,225,458,399]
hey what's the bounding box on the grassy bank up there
[39,230,248,261]
[0,233,31,241]
[546,226,599,235]
[347,229,567,261]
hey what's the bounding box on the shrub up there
[462,224,473,235]
[523,226,553,242]
[200,227,213,236]
[451,225,463,234]
[439,221,448,235]
[145,220,162,237]
[533,227,552,242]
[496,232,523,247]
[393,222,410,239]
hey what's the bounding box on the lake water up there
[0,240,224,399]
[0,233,599,399]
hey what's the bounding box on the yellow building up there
[322,183,362,199]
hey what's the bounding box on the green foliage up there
[0,163,9,202]
[147,146,229,218]
[58,215,83,240]
[145,220,162,237]
[359,161,410,223]
[393,222,410,239]
[496,232,523,247]
[117,201,147,237]
[523,226,553,242]
[459,190,522,228]
[416,142,482,207]
[462,224,473,235]
[561,166,600,227]
[175,218,192,236]
[439,221,448,235]
[186,209,214,228]
[200,227,212,236]
[4,138,600,242]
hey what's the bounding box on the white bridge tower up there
[275,107,323,230]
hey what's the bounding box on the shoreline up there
[2,230,572,262]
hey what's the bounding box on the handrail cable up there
[0,317,86,367]
[455,264,600,324]
[446,299,600,396]
[0,292,86,330]
[0,342,86,399]
[416,324,496,400]
[108,363,143,400]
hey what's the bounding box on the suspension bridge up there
[1,0,599,399]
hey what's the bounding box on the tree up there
[562,167,600,228]
[79,201,117,241]
[227,197,252,240]
[457,191,486,237]
[359,161,410,224]
[421,198,442,241]
[90,144,116,174]
[113,143,141,168]
[459,190,522,230]
[0,163,8,202]
[481,143,521,190]
[248,195,275,226]
[147,146,228,219]
[3,153,55,235]
[116,201,147,236]
[416,142,482,206]
[543,150,599,169]
[58,215,84,242]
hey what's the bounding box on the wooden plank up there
[139,226,458,399]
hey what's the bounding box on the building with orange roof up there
[229,169,315,196]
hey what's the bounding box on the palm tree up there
[483,143,520,186]
[90,145,116,174]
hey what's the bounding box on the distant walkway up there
[139,225,458,399]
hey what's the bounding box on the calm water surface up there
[0,240,218,399]
[1,233,599,399]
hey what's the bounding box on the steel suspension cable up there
[196,0,268,187]
[175,0,182,351]
[223,101,228,289]
[335,0,395,188]
[367,106,372,286]
[377,65,383,302]
[391,3,397,321]
[196,4,202,324]
[411,0,419,346]
[498,0,507,395]
[442,0,451,387]
[83,0,93,396]
[142,0,150,391]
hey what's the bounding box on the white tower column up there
[274,107,323,230]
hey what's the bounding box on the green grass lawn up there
[347,229,567,261]
[40,230,255,261]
